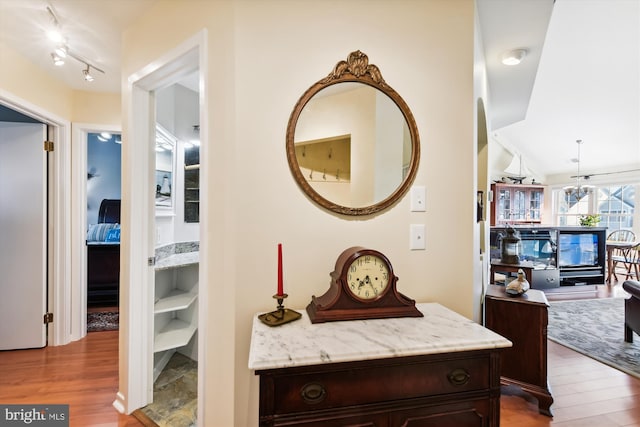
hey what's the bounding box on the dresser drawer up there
[266,355,490,414]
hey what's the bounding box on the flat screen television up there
[558,233,599,267]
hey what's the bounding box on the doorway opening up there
[116,32,207,424]
[0,96,71,348]
[86,131,122,332]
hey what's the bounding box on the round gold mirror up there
[286,50,420,216]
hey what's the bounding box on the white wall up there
[155,84,200,245]
[121,1,476,425]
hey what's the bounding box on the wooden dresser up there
[249,303,512,426]
[484,285,554,416]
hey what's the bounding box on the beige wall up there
[72,91,121,125]
[122,0,476,425]
[0,41,120,126]
[0,41,73,120]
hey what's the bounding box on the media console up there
[490,226,606,291]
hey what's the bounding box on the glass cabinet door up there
[498,189,511,221]
[529,189,543,220]
[513,190,526,220]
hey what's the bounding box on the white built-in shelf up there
[154,319,198,353]
[154,289,197,314]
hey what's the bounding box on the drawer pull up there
[301,382,326,404]
[447,368,470,386]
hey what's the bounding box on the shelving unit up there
[490,183,546,226]
[153,244,199,381]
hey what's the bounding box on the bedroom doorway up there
[86,131,122,333]
[71,124,122,338]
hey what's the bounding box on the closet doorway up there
[116,32,207,420]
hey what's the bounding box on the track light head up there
[83,65,94,82]
[51,52,64,66]
[54,45,67,58]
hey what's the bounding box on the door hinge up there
[148,256,156,266]
[44,140,54,152]
[44,312,53,324]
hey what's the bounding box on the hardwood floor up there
[0,283,638,426]
[0,330,142,427]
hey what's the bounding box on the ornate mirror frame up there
[286,50,420,216]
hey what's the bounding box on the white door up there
[0,121,48,350]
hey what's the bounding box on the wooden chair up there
[608,230,637,281]
[621,245,640,281]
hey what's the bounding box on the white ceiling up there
[1,0,638,182]
[0,0,155,93]
[478,0,640,181]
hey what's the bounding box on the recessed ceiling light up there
[501,49,528,66]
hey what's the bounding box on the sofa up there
[86,199,121,307]
[623,280,640,343]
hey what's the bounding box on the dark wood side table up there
[484,285,554,416]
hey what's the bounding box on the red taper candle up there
[277,243,284,296]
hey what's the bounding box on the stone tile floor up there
[139,353,197,427]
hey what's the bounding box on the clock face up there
[346,254,390,301]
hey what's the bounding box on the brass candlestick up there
[258,293,302,327]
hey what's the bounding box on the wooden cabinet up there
[250,303,511,427]
[484,285,553,416]
[256,350,502,427]
[490,183,546,226]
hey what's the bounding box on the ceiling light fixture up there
[46,6,105,82]
[564,139,594,201]
[51,53,64,66]
[54,45,67,58]
[83,65,94,82]
[501,48,528,66]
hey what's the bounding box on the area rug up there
[547,298,640,378]
[87,311,119,332]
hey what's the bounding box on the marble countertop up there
[154,251,199,270]
[154,241,199,270]
[248,302,512,371]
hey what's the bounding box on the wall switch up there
[410,224,426,250]
[410,186,426,212]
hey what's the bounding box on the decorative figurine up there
[506,269,530,296]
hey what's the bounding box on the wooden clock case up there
[306,247,423,323]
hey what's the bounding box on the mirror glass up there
[155,123,176,210]
[286,51,419,216]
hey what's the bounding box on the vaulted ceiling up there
[478,0,639,182]
[1,0,638,183]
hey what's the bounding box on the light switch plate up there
[410,186,426,212]
[410,224,426,250]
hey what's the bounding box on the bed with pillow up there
[87,199,121,307]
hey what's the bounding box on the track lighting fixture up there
[46,5,105,82]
